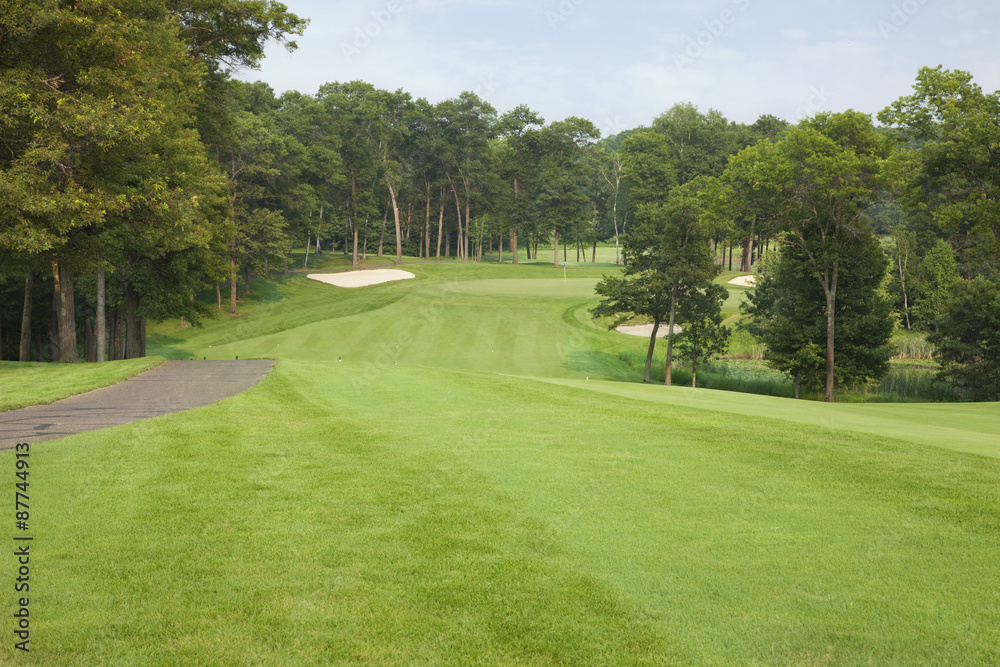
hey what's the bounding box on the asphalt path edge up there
[0,360,275,449]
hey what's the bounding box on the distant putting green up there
[4,259,999,665]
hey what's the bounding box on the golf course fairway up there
[3,259,999,665]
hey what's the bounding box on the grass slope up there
[5,260,999,665]
[536,377,1000,459]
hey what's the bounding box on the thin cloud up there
[241,0,1000,127]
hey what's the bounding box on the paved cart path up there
[0,360,275,449]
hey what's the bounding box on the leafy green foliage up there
[879,66,1000,277]
[911,239,960,330]
[724,110,893,401]
[930,277,1000,401]
[0,0,305,357]
[743,234,894,392]
[673,282,730,385]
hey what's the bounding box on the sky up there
[237,0,1000,137]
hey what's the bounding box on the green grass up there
[0,357,163,411]
[5,261,1000,664]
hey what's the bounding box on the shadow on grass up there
[561,350,642,383]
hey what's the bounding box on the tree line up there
[595,66,1000,402]
[1,0,305,362]
[0,0,784,365]
[1,4,997,400]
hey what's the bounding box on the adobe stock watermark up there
[786,85,833,124]
[601,116,629,139]
[348,280,461,393]
[877,0,931,40]
[546,0,589,30]
[674,0,752,71]
[474,73,501,102]
[341,1,405,62]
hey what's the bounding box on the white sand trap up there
[308,269,415,288]
[728,274,756,287]
[616,323,682,338]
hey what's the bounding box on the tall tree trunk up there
[824,269,838,403]
[591,201,599,263]
[449,177,465,261]
[664,282,679,386]
[303,230,311,269]
[229,257,238,316]
[244,263,252,296]
[115,309,126,361]
[424,179,432,259]
[511,178,520,265]
[48,297,58,361]
[612,198,621,264]
[215,285,222,311]
[643,320,660,383]
[436,188,445,261]
[125,283,144,359]
[463,179,472,262]
[387,180,403,266]
[19,274,33,362]
[108,308,121,361]
[897,247,911,330]
[95,264,106,362]
[377,201,388,257]
[106,311,116,361]
[52,258,79,363]
[351,172,360,268]
[352,221,359,268]
[741,222,755,272]
[85,315,95,362]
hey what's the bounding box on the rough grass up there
[4,260,1000,664]
[0,357,163,411]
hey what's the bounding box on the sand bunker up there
[308,269,415,288]
[728,275,756,287]
[616,323,682,338]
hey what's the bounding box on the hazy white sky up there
[238,0,1000,136]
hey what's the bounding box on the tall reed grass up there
[726,328,765,360]
[617,351,957,402]
[893,330,937,360]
